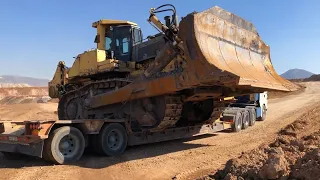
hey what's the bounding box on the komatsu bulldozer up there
[48,4,298,131]
[0,4,300,165]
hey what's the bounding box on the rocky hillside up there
[0,87,51,104]
[0,75,49,87]
[0,83,30,88]
[281,69,314,80]
[304,74,320,81]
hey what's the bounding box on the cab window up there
[133,28,142,44]
[105,37,112,51]
[122,38,129,54]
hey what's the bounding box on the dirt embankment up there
[304,74,320,81]
[0,87,53,104]
[268,82,306,99]
[200,105,320,180]
[0,83,30,88]
[0,87,48,97]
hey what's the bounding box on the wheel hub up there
[60,141,70,149]
[237,123,242,130]
[59,135,76,157]
[107,130,122,150]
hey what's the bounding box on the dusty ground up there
[267,82,306,99]
[200,103,320,180]
[0,82,320,180]
[0,103,57,121]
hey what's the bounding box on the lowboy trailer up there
[0,92,267,164]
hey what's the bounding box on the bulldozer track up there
[58,78,132,120]
[58,78,183,131]
[151,96,183,131]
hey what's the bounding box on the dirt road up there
[0,103,57,121]
[0,82,320,180]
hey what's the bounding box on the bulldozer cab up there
[93,20,143,62]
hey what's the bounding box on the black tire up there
[232,112,242,132]
[44,126,85,164]
[242,111,250,129]
[96,123,128,156]
[258,104,267,121]
[248,109,256,126]
[41,150,50,161]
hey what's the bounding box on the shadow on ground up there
[0,134,216,169]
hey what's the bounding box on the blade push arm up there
[143,4,183,78]
[148,4,181,43]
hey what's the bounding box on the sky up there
[0,0,319,79]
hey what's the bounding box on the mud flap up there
[0,141,44,158]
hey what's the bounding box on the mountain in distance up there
[280,69,314,80]
[0,75,49,87]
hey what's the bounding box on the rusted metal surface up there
[0,134,43,144]
[128,123,225,146]
[0,141,44,157]
[88,74,181,108]
[48,5,301,135]
[178,6,299,92]
[143,42,178,78]
[0,120,228,158]
[88,6,298,110]
[79,120,105,134]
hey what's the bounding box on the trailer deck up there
[0,119,233,160]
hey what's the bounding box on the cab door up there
[112,25,132,62]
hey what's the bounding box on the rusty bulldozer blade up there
[178,6,299,92]
[75,5,301,110]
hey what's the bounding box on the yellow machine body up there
[48,5,299,131]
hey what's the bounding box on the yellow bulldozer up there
[48,4,298,130]
[0,4,300,165]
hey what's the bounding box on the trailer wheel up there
[232,112,242,132]
[242,111,250,129]
[249,109,256,126]
[44,126,85,164]
[41,147,51,162]
[97,123,128,156]
[258,104,267,121]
